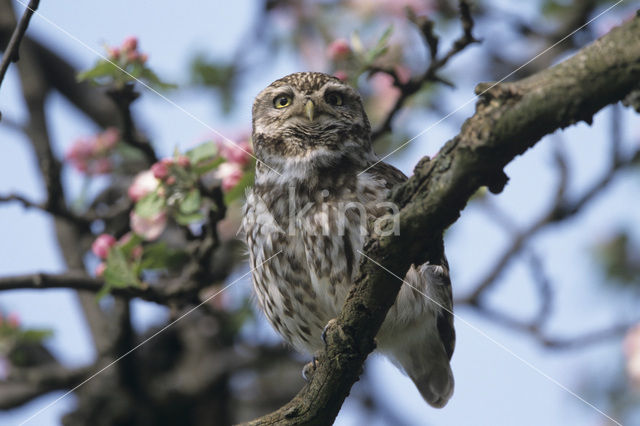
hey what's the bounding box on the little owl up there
[242,72,455,408]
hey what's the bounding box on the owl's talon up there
[321,318,337,346]
[302,357,319,381]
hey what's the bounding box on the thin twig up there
[0,192,92,228]
[460,146,640,305]
[370,0,479,140]
[0,0,39,90]
[0,271,189,304]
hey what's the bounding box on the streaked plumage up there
[242,72,455,407]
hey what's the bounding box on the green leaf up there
[77,60,121,82]
[140,242,188,270]
[224,168,254,204]
[119,233,143,256]
[186,141,217,165]
[174,211,205,226]
[193,156,225,175]
[20,329,54,343]
[179,188,201,214]
[365,25,393,63]
[104,247,141,289]
[135,191,165,218]
[138,67,177,90]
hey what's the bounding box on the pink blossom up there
[121,36,138,52]
[92,158,113,174]
[139,53,149,64]
[126,50,140,63]
[369,72,400,119]
[217,140,252,166]
[130,210,167,241]
[128,170,159,202]
[95,262,107,277]
[92,234,117,259]
[395,65,411,85]
[7,313,20,328]
[65,129,118,176]
[107,47,120,60]
[118,232,133,246]
[348,0,434,17]
[95,127,119,152]
[624,324,640,385]
[177,155,190,168]
[327,39,351,61]
[151,160,170,180]
[117,233,143,259]
[334,70,348,81]
[65,139,94,172]
[215,162,244,192]
[131,245,144,259]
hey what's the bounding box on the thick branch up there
[246,14,640,425]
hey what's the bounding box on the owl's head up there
[251,72,372,170]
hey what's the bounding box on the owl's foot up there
[302,356,319,382]
[321,318,338,346]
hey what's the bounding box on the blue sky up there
[1,1,639,425]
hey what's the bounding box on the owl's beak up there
[304,100,315,122]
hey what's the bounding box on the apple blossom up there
[7,313,20,328]
[151,160,170,180]
[131,245,144,260]
[95,262,107,277]
[121,36,138,53]
[624,324,640,385]
[215,162,244,192]
[94,127,119,152]
[334,70,348,81]
[217,139,252,166]
[65,128,119,175]
[92,234,117,259]
[107,47,120,60]
[128,170,159,202]
[177,155,190,168]
[327,39,351,61]
[130,210,167,241]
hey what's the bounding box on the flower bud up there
[92,234,117,259]
[327,39,351,61]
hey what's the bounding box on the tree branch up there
[0,364,92,410]
[0,193,92,228]
[0,271,191,304]
[245,14,640,425]
[0,0,38,90]
[370,0,479,141]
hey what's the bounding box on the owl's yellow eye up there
[325,92,343,106]
[274,95,292,109]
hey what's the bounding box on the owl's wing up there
[367,161,408,189]
[369,160,456,361]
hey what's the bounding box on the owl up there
[242,72,455,408]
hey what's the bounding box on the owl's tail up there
[387,332,454,408]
